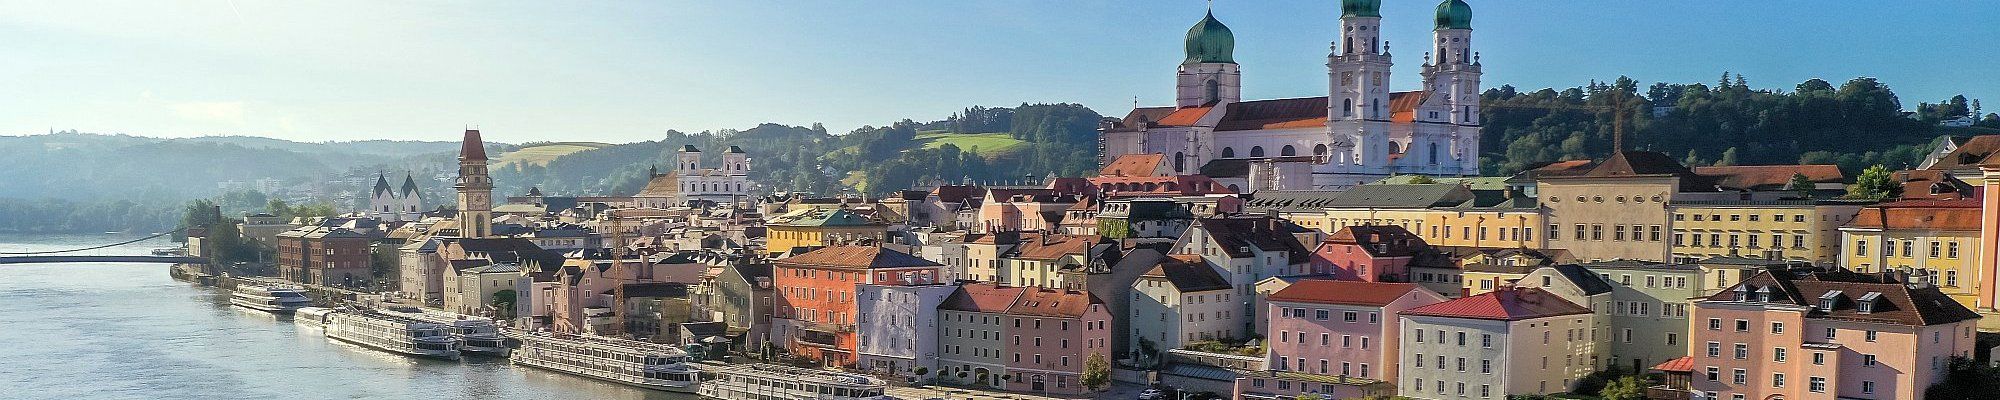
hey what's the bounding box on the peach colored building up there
[1310,225,1449,282]
[1689,270,1979,400]
[936,283,1113,396]
[1257,280,1447,399]
[771,246,943,368]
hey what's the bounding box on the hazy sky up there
[4,1,1996,144]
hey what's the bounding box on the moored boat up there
[324,308,460,360]
[376,306,509,357]
[508,331,700,393]
[697,363,893,400]
[229,284,313,314]
[294,307,337,330]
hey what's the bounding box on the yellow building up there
[1837,201,1985,309]
[764,208,886,254]
[1306,183,1545,250]
[1667,200,1863,265]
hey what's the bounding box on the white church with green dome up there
[1099,0,1483,192]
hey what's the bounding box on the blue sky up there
[3,1,1995,144]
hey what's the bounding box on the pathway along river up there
[0,233,694,400]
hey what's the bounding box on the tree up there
[1406,175,1438,184]
[1925,356,1999,400]
[1787,172,1816,198]
[1598,376,1647,400]
[1846,164,1898,200]
[1714,147,1739,166]
[1081,353,1111,391]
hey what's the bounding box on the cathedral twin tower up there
[1106,0,1483,191]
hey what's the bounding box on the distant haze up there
[3,1,1994,143]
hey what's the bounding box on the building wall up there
[855,284,956,377]
[1538,177,1678,262]
[1311,242,1411,282]
[765,225,884,253]
[1691,301,1977,400]
[1840,227,1983,309]
[398,246,440,302]
[1267,291,1443,385]
[938,310,1010,388]
[1002,305,1113,396]
[1400,314,1598,399]
[1669,203,1859,265]
[1322,208,1545,250]
[1130,280,1238,358]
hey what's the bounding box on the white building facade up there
[855,283,959,378]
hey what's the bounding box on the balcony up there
[1645,385,1693,400]
[796,329,841,348]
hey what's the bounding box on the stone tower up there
[1328,0,1395,169]
[454,129,493,238]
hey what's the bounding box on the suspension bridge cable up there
[0,227,186,255]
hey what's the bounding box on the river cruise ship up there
[377,306,509,357]
[697,363,892,400]
[509,331,700,393]
[229,284,313,314]
[294,307,337,329]
[324,308,461,360]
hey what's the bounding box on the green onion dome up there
[1183,11,1236,65]
[1435,0,1472,30]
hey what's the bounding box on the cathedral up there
[634,145,755,206]
[1099,0,1482,191]
[367,172,424,222]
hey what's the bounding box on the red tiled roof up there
[1388,91,1424,123]
[1154,106,1214,127]
[941,283,1027,313]
[1528,160,1597,177]
[1651,356,1694,373]
[1267,279,1427,307]
[777,246,941,270]
[460,129,487,160]
[1007,287,1102,318]
[1100,154,1167,177]
[1847,204,1981,231]
[930,185,984,203]
[1401,287,1592,321]
[1929,135,2000,170]
[1693,164,1843,190]
[1215,97,1328,131]
[1701,270,1981,326]
[1325,225,1429,257]
[1008,233,1099,261]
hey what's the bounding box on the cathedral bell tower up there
[454,129,494,238]
[1420,0,1481,174]
[1177,11,1241,108]
[1328,0,1394,168]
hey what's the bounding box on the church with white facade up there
[367,172,424,222]
[1099,0,1483,191]
[634,144,755,206]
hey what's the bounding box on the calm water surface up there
[0,233,695,400]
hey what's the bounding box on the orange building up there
[771,246,943,367]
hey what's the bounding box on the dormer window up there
[1755,286,1774,303]
[1733,285,1752,302]
[1818,290,1844,312]
[1857,292,1883,314]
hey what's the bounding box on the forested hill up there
[1485,74,2000,175]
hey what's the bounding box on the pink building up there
[1310,225,1442,282]
[1000,286,1113,396]
[1250,279,1447,399]
[1689,270,1979,400]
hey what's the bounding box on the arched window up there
[1221,147,1236,158]
[1342,99,1354,117]
[1345,37,1353,55]
[1281,145,1297,156]
[1429,143,1440,165]
[1227,184,1241,192]
[1174,152,1186,173]
[1314,144,1328,156]
[1250,146,1265,157]
[1204,80,1220,104]
[1438,47,1447,63]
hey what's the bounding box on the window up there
[1316,309,1331,320]
[1575,224,1586,240]
[1734,343,1748,359]
[1950,242,1961,258]
[1343,311,1357,322]
[1809,376,1826,393]
[1481,334,1492,348]
[1706,342,1721,358]
[1771,322,1784,334]
[1708,318,1721,330]
[1864,354,1877,366]
[1826,327,1837,340]
[1732,369,1747,385]
[1415,354,1424,368]
[1866,330,1878,342]
[1773,373,1786,388]
[1931,242,1942,258]
[1774,348,1787,362]
[1651,225,1662,241]
[1856,240,1867,256]
[1863,380,1876,394]
[1735,320,1749,332]
[1812,352,1826,365]
[1591,224,1603,240]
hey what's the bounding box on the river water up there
[0,233,695,400]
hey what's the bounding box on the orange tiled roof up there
[1388,91,1424,123]
[1268,279,1427,307]
[1651,356,1695,373]
[1100,154,1166,177]
[1847,202,1982,231]
[1693,164,1843,190]
[1154,106,1214,127]
[1401,287,1592,321]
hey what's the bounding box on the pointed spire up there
[459,129,488,161]
[373,173,393,196]
[401,173,421,197]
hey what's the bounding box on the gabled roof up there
[373,173,394,196]
[1008,233,1100,261]
[1215,97,1328,131]
[1847,201,1982,231]
[1100,154,1168,177]
[1927,135,2000,171]
[1586,151,1693,177]
[1154,106,1215,127]
[1694,165,1843,191]
[1325,225,1428,258]
[1545,264,1614,296]
[1651,356,1695,373]
[1192,216,1311,260]
[1702,270,1980,326]
[929,185,984,203]
[1267,279,1428,307]
[1326,184,1475,208]
[1142,255,1231,292]
[940,283,1029,313]
[777,246,941,270]
[1007,287,1102,318]
[1401,287,1592,321]
[1387,91,1424,123]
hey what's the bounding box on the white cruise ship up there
[324,308,461,360]
[294,307,337,329]
[229,284,313,313]
[376,306,509,357]
[509,331,700,393]
[698,363,892,400]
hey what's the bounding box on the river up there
[0,233,696,400]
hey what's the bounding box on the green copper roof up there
[1183,11,1235,65]
[1342,0,1382,18]
[1435,0,1472,30]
